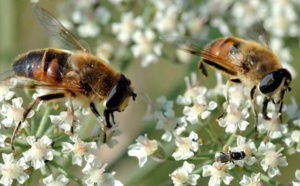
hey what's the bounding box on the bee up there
[162,36,292,127]
[7,5,136,151]
[216,151,246,164]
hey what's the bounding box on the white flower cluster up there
[0,94,122,185]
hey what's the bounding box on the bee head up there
[258,68,292,104]
[104,74,136,128]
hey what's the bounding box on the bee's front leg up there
[90,102,107,143]
[262,97,271,120]
[217,80,233,120]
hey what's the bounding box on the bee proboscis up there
[5,5,137,151]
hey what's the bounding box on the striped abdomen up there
[201,37,245,76]
[13,48,71,84]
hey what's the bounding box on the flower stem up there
[203,123,219,145]
[225,134,236,147]
[40,164,50,176]
[36,106,51,138]
[190,153,215,161]
[49,161,83,185]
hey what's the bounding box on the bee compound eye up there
[259,69,287,94]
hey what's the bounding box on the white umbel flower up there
[202,162,234,186]
[172,131,199,160]
[0,153,29,186]
[42,174,69,186]
[82,159,123,186]
[1,97,34,128]
[128,134,158,167]
[23,136,54,170]
[169,161,200,186]
[61,135,97,166]
[239,173,262,186]
[258,142,288,178]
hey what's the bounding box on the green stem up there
[53,150,65,158]
[244,125,256,138]
[44,124,57,137]
[49,161,83,185]
[40,164,51,176]
[190,153,215,161]
[225,134,236,147]
[203,123,218,145]
[260,173,285,186]
[0,147,11,153]
[36,106,51,138]
[193,160,214,174]
[31,114,38,135]
[193,167,203,174]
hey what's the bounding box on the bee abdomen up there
[13,49,70,84]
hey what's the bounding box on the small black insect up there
[216,151,246,164]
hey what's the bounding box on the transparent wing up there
[0,77,84,93]
[160,36,242,72]
[243,21,270,48]
[32,5,88,52]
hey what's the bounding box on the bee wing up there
[161,36,242,73]
[32,5,89,52]
[0,77,84,93]
[244,21,270,48]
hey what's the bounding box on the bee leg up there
[110,112,116,125]
[262,97,271,120]
[250,86,258,131]
[11,92,66,152]
[67,96,75,134]
[198,61,208,77]
[278,101,283,123]
[217,80,232,120]
[90,102,107,143]
[218,163,227,170]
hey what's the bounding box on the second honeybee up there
[162,36,292,125]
